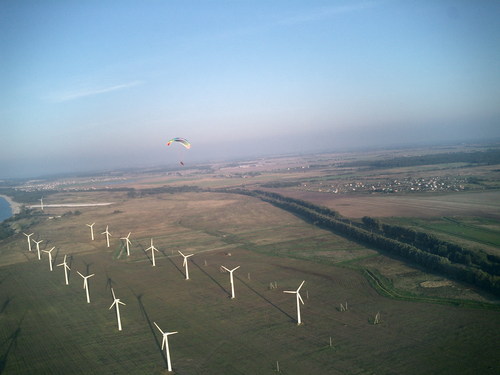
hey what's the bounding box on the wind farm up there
[1,150,500,374]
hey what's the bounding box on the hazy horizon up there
[2,1,500,179]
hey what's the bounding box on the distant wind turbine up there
[77,271,95,303]
[57,254,71,285]
[42,246,55,271]
[284,280,306,325]
[23,232,34,252]
[102,225,112,247]
[120,232,132,256]
[109,288,126,331]
[32,239,43,260]
[40,197,44,211]
[178,250,194,280]
[146,238,159,267]
[221,265,240,299]
[154,322,178,372]
[86,223,95,241]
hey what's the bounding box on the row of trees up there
[222,188,500,296]
[362,217,500,276]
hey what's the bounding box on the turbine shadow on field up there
[0,296,12,314]
[138,244,154,266]
[105,271,116,293]
[235,275,295,322]
[82,260,93,275]
[67,255,74,279]
[191,259,230,297]
[134,292,168,368]
[162,252,184,278]
[52,247,61,268]
[0,313,25,374]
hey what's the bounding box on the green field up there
[383,216,500,256]
[1,191,500,374]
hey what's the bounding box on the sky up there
[1,0,500,178]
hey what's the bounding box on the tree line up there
[219,188,500,296]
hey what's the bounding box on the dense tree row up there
[362,217,500,276]
[221,188,500,296]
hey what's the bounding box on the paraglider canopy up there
[166,137,191,166]
[166,137,191,149]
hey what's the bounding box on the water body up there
[0,196,12,222]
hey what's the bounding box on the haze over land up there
[2,1,500,178]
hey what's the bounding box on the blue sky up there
[2,0,500,178]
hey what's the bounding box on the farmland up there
[1,145,500,374]
[1,189,500,374]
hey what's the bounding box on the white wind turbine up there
[86,223,95,241]
[154,322,178,372]
[102,225,112,247]
[284,280,306,325]
[221,265,240,299]
[32,239,43,260]
[178,250,194,280]
[40,197,44,211]
[42,246,55,271]
[23,232,34,252]
[120,232,132,256]
[77,271,95,303]
[57,254,71,285]
[146,238,159,267]
[109,288,126,331]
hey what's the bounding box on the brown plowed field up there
[270,189,500,219]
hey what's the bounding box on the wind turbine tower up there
[109,288,126,331]
[42,246,55,271]
[146,238,159,267]
[102,225,112,248]
[178,250,194,280]
[40,197,44,211]
[23,232,34,251]
[154,322,178,372]
[284,280,306,325]
[77,271,95,303]
[221,265,240,299]
[120,232,132,256]
[32,239,43,260]
[57,254,71,285]
[86,223,95,241]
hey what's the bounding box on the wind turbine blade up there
[298,293,305,305]
[109,301,116,310]
[119,301,126,306]
[167,331,178,336]
[183,259,187,267]
[153,322,164,334]
[283,291,295,294]
[77,271,84,278]
[221,266,230,272]
[111,288,116,300]
[297,280,305,292]
[178,250,185,257]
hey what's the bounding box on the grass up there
[383,216,500,254]
[1,191,500,374]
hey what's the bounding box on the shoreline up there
[0,194,22,216]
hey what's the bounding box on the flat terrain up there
[272,190,500,219]
[1,191,499,374]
